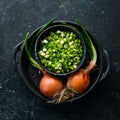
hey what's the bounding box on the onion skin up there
[67,61,96,94]
[39,70,64,98]
[67,69,90,94]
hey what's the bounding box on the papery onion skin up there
[67,69,90,94]
[39,70,64,98]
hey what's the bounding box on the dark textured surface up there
[0,0,120,120]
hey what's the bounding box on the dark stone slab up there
[0,0,120,120]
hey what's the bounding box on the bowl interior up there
[35,25,86,76]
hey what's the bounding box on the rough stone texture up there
[0,0,120,120]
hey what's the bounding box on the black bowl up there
[35,24,86,76]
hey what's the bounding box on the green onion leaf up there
[24,18,55,70]
[75,20,97,64]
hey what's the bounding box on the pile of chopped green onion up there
[38,30,83,74]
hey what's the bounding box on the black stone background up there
[0,0,120,120]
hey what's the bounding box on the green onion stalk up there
[24,19,65,101]
[24,18,55,70]
[76,20,97,66]
[51,20,98,104]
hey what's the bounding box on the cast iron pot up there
[12,21,110,103]
[35,24,86,76]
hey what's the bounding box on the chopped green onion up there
[38,30,83,74]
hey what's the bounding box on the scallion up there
[24,18,55,70]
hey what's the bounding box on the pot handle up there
[12,41,23,73]
[99,49,110,82]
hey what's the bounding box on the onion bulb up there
[67,69,90,94]
[68,61,96,93]
[39,70,64,98]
